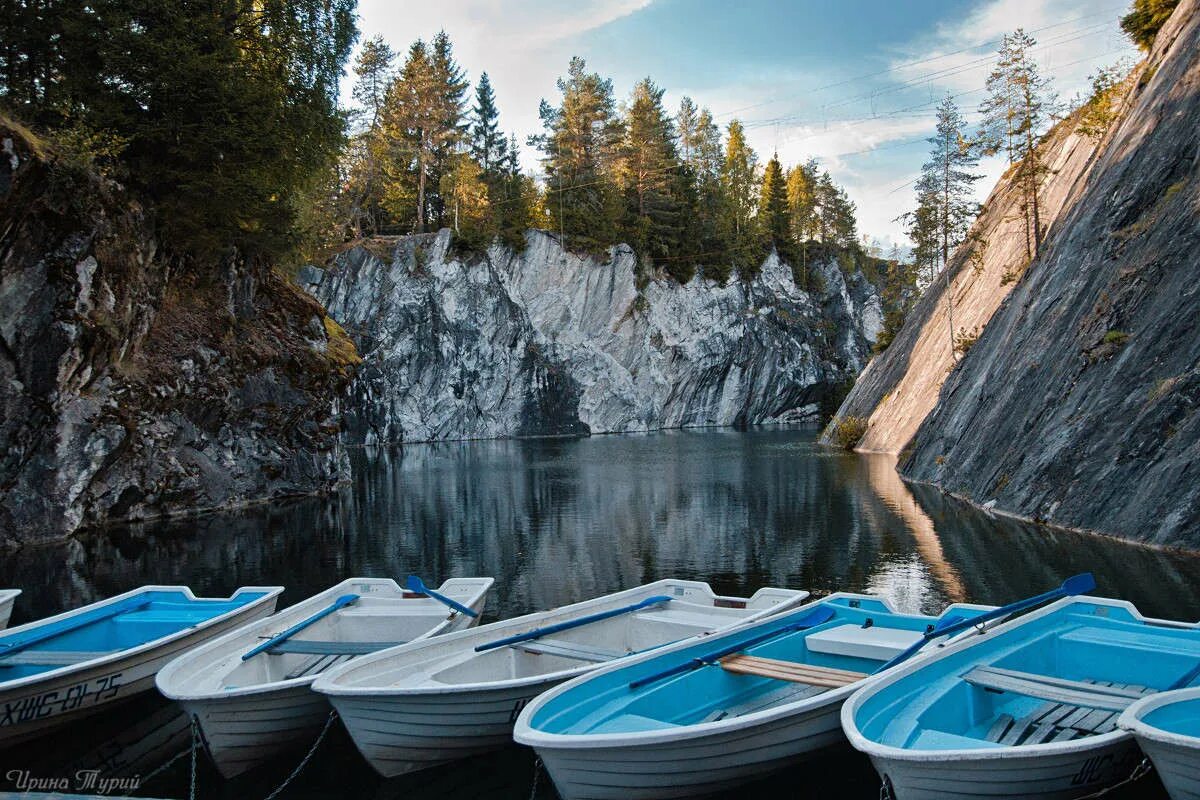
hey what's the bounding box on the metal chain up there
[189,716,200,800]
[261,710,339,800]
[138,742,193,787]
[1074,757,1154,799]
[529,756,542,800]
[879,775,895,800]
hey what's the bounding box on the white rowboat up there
[0,589,19,629]
[514,593,994,800]
[1118,687,1200,800]
[156,576,493,778]
[313,580,808,777]
[0,585,281,746]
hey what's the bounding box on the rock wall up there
[822,101,1117,453]
[309,230,883,443]
[901,1,1200,548]
[0,119,355,545]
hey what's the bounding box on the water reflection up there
[1,427,1198,799]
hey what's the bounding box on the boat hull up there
[867,735,1143,800]
[534,698,846,800]
[331,679,560,777]
[179,683,332,779]
[0,597,277,746]
[0,591,17,630]
[1134,734,1200,800]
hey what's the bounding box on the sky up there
[350,0,1138,248]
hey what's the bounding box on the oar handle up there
[407,576,478,618]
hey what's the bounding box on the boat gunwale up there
[1118,686,1200,749]
[156,577,494,702]
[512,593,997,750]
[0,584,283,692]
[840,595,1200,764]
[313,580,809,698]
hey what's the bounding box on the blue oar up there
[406,576,478,618]
[475,595,673,653]
[242,594,359,661]
[876,572,1097,672]
[628,605,837,690]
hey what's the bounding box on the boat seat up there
[805,624,923,662]
[978,677,1158,746]
[283,652,356,680]
[719,655,867,687]
[514,640,625,663]
[266,640,405,656]
[963,666,1149,712]
[0,650,109,667]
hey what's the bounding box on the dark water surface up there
[2,426,1197,799]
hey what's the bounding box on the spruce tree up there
[471,72,504,173]
[352,36,396,131]
[757,153,790,267]
[720,120,760,280]
[427,31,469,230]
[620,78,682,269]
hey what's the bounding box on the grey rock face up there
[900,1,1200,548]
[0,121,352,545]
[313,230,882,443]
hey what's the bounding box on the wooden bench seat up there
[719,655,868,688]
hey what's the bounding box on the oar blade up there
[1062,573,1096,595]
[405,575,426,594]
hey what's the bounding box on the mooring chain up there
[1075,756,1154,799]
[261,709,339,800]
[189,716,200,800]
[529,756,543,800]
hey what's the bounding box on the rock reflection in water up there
[1,427,1198,799]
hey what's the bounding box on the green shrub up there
[1103,329,1130,345]
[829,416,868,451]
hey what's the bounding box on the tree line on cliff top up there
[339,36,862,287]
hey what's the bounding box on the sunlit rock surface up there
[310,230,883,443]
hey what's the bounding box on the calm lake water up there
[2,426,1198,799]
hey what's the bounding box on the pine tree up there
[785,162,817,242]
[531,57,624,251]
[720,119,760,280]
[979,30,1053,261]
[904,95,981,360]
[346,36,396,235]
[471,72,504,173]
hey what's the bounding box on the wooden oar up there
[876,572,1097,672]
[406,576,479,618]
[475,595,672,653]
[628,606,836,690]
[242,594,359,661]
[0,598,152,660]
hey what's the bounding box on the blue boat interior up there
[853,601,1200,751]
[0,590,268,681]
[528,597,989,735]
[1142,695,1200,738]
